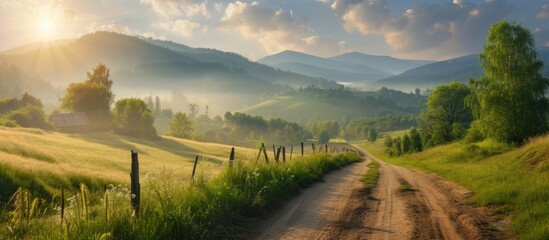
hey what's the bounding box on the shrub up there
[112,98,157,138]
[6,105,53,130]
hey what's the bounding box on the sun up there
[37,18,57,39]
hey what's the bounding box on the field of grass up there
[0,126,260,202]
[360,134,549,240]
[0,126,361,239]
[237,91,409,123]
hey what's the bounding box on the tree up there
[61,64,114,130]
[466,20,549,143]
[112,98,157,138]
[409,128,423,152]
[367,128,377,142]
[167,112,193,138]
[188,103,199,119]
[6,105,53,130]
[154,96,161,117]
[318,130,330,144]
[86,63,113,89]
[420,82,472,145]
[401,134,412,153]
[61,82,113,130]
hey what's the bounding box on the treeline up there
[386,21,549,156]
[221,112,311,146]
[307,114,417,143]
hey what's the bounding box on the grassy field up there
[237,91,409,123]
[0,127,261,202]
[360,133,549,240]
[0,126,361,239]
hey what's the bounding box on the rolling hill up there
[237,87,425,123]
[0,32,339,111]
[375,48,549,91]
[258,50,391,83]
[329,52,434,75]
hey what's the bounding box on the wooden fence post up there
[262,143,269,163]
[229,147,235,166]
[282,147,286,163]
[312,143,316,153]
[325,145,328,154]
[290,146,293,161]
[301,142,304,156]
[256,145,263,162]
[61,188,64,225]
[275,147,282,162]
[130,150,140,218]
[191,156,199,179]
[272,144,276,161]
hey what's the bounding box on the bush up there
[112,98,157,138]
[464,120,485,143]
[6,105,53,130]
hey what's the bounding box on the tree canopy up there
[420,82,472,146]
[61,63,114,130]
[467,20,549,143]
[168,112,193,138]
[112,98,157,138]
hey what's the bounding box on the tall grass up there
[0,153,361,239]
[361,134,549,240]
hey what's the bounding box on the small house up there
[49,112,91,132]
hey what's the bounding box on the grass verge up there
[361,160,380,191]
[1,153,361,239]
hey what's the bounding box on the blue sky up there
[0,0,547,60]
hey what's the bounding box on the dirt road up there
[251,146,512,240]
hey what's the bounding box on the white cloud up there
[141,0,210,18]
[534,28,549,47]
[220,1,349,57]
[537,4,549,19]
[331,0,512,59]
[155,19,200,37]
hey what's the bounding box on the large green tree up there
[167,112,193,138]
[61,63,114,130]
[420,82,472,146]
[112,98,157,138]
[467,21,549,143]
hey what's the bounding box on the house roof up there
[49,112,91,128]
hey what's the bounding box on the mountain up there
[329,52,434,75]
[375,48,549,91]
[258,50,391,83]
[0,32,339,112]
[237,87,425,123]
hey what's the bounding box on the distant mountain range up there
[375,48,549,91]
[0,32,338,112]
[258,48,549,92]
[257,50,433,83]
[329,52,434,75]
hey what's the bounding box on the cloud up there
[220,1,349,57]
[141,0,210,18]
[534,28,549,47]
[329,0,512,59]
[155,19,200,37]
[537,4,549,19]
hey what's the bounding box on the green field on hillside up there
[238,91,411,123]
[360,134,549,240]
[0,127,260,201]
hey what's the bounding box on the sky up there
[0,0,548,61]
